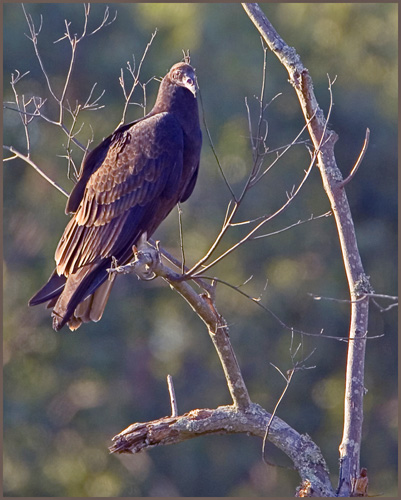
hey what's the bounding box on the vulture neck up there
[153,78,199,134]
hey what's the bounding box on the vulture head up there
[167,62,198,97]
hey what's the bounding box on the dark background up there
[4,3,397,497]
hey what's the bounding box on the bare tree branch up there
[117,29,158,128]
[110,402,335,497]
[242,3,373,496]
[108,247,335,495]
[3,146,69,197]
[166,374,178,417]
[109,247,251,410]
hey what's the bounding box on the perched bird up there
[29,61,202,331]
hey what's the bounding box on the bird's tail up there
[29,261,115,331]
[28,270,67,307]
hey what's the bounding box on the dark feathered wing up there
[55,114,185,276]
[29,61,202,331]
[30,114,187,330]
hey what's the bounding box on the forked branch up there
[109,248,335,497]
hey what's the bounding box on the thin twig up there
[250,211,332,239]
[187,151,316,278]
[177,203,186,274]
[370,298,398,313]
[263,345,316,461]
[262,366,295,462]
[167,374,178,417]
[193,274,384,342]
[3,146,69,197]
[337,128,370,188]
[117,29,158,128]
[198,87,237,200]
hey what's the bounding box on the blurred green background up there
[3,3,397,497]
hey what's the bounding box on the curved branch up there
[337,128,370,188]
[109,247,336,496]
[110,403,335,497]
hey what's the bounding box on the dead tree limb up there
[110,248,336,496]
[110,403,334,497]
[242,3,372,496]
[109,249,336,496]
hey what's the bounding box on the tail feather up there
[28,270,66,306]
[71,278,115,327]
[29,260,116,331]
[51,260,114,331]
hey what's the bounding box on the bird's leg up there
[107,234,161,280]
[132,232,161,281]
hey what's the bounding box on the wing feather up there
[56,113,184,277]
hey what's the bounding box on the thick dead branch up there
[109,247,335,496]
[242,3,372,496]
[110,402,335,497]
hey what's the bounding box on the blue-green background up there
[4,3,397,497]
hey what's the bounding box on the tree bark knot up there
[354,274,374,296]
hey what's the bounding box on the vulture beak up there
[184,74,197,97]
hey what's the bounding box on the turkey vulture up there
[29,61,202,331]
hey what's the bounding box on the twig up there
[198,87,237,200]
[250,211,332,239]
[177,203,186,273]
[263,339,316,466]
[187,151,316,278]
[117,29,158,128]
[9,71,33,157]
[263,365,295,463]
[370,298,398,313]
[309,291,398,313]
[167,375,178,417]
[337,128,370,188]
[3,146,69,198]
[366,293,398,301]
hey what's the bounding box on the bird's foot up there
[132,237,161,281]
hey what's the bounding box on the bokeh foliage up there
[3,3,397,497]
